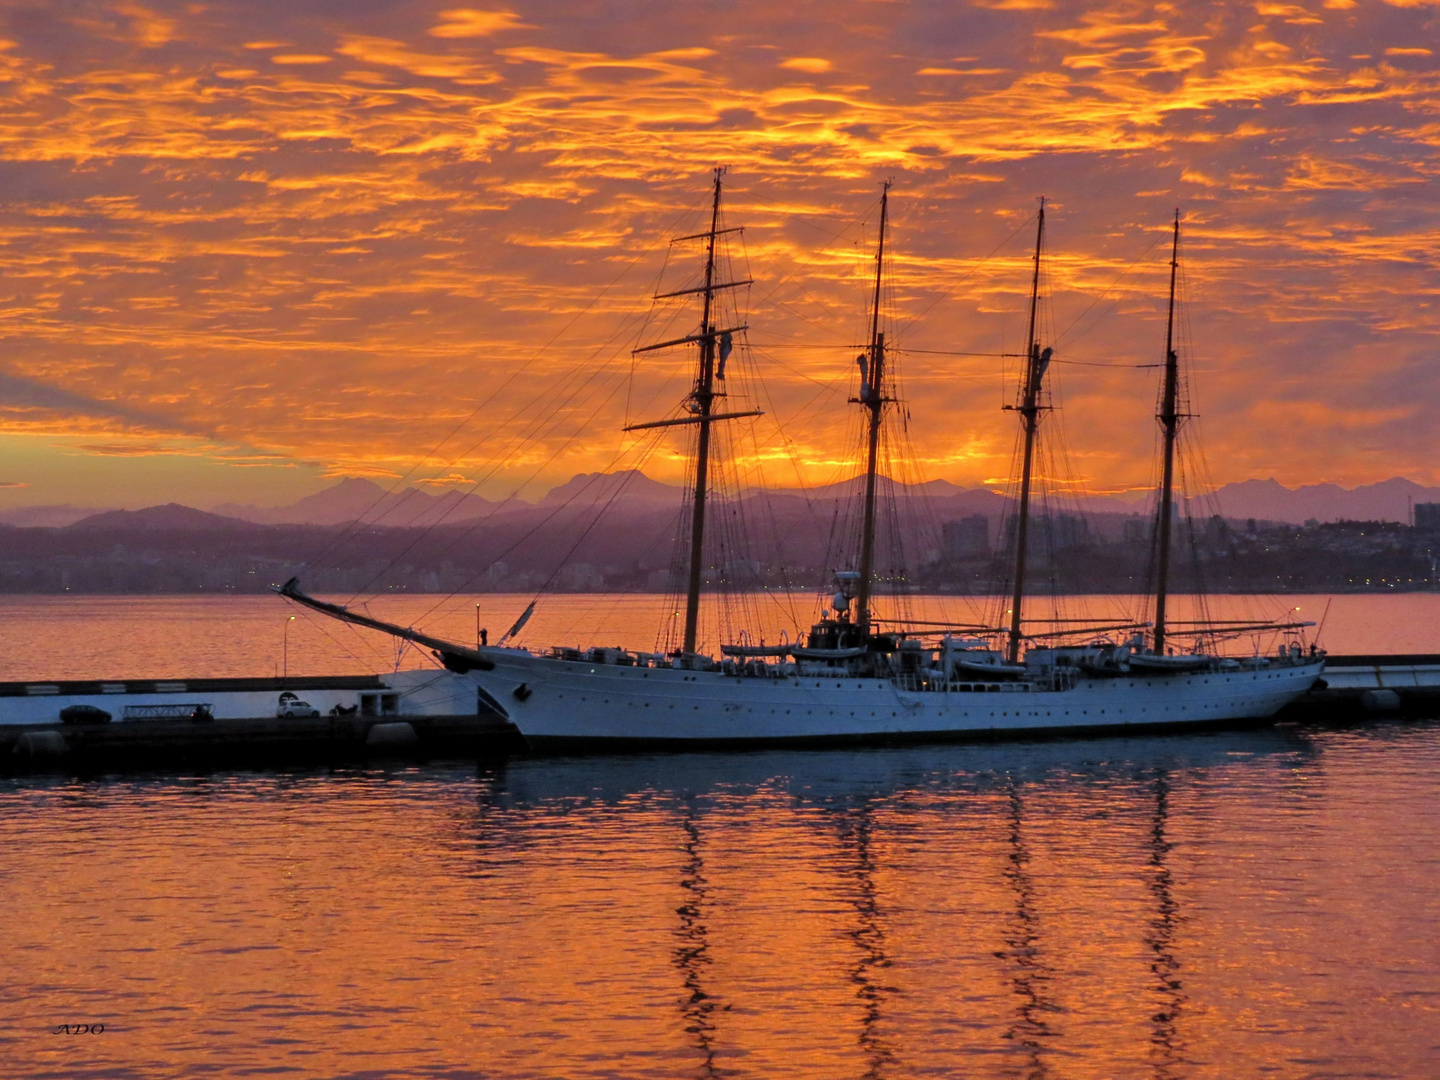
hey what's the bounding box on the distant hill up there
[10,472,1440,532]
[0,504,117,528]
[197,472,1440,528]
[0,471,1434,596]
[540,469,684,505]
[65,504,258,531]
[1193,477,1440,525]
[215,476,496,527]
[214,477,390,525]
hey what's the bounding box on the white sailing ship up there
[282,176,1323,748]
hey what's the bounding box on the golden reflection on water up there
[4,727,1439,1079]
[0,592,1436,683]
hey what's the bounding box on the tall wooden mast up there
[1152,210,1182,655]
[679,169,724,655]
[1006,200,1048,664]
[626,168,759,656]
[854,181,890,638]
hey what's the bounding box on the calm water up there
[0,591,1435,681]
[4,730,1440,1078]
[2,596,1438,1078]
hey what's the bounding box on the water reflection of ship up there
[485,727,1311,809]
[674,803,725,1077]
[1145,770,1185,1079]
[835,802,896,1079]
[666,798,899,1078]
[996,779,1058,1077]
[465,734,1311,1073]
[991,767,1190,1079]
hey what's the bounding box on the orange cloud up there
[87,2,179,47]
[780,58,832,73]
[0,0,1435,509]
[335,35,502,82]
[429,9,533,37]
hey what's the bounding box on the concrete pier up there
[1287,654,1440,718]
[0,671,524,771]
[2,710,522,770]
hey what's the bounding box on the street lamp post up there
[284,615,295,683]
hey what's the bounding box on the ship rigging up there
[622,167,761,658]
[278,179,1324,748]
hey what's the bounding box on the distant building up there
[942,515,989,558]
[1416,503,1440,533]
[1123,517,1149,545]
[1047,513,1090,551]
[558,562,603,590]
[1002,512,1090,554]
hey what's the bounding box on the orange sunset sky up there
[0,0,1436,510]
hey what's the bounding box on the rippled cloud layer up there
[0,0,1436,506]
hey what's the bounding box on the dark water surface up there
[4,723,1439,1079]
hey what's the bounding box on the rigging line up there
[743,341,864,350]
[748,348,852,395]
[524,444,670,625]
[762,291,861,340]
[311,282,677,562]
[397,201,840,633]
[430,264,679,473]
[723,431,770,633]
[421,422,672,626]
[284,601,394,672]
[885,210,1038,346]
[746,363,838,579]
[1052,359,1163,368]
[742,194,876,284]
[299,195,705,572]
[742,205,880,332]
[1051,232,1165,350]
[348,367,641,607]
[349,254,694,550]
[338,357,635,602]
[708,234,878,433]
[335,617,390,670]
[745,330,863,346]
[745,488,807,635]
[305,272,674,578]
[626,242,677,429]
[415,391,672,623]
[321,336,619,552]
[728,186,874,243]
[469,236,743,524]
[892,348,1016,357]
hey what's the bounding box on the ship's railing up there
[889,672,1055,694]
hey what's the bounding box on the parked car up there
[276,699,320,718]
[60,704,112,725]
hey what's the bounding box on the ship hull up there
[468,650,1325,749]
